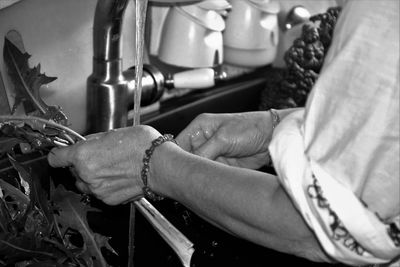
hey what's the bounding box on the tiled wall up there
[0,0,136,133]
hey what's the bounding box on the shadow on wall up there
[0,0,137,133]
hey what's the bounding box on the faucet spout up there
[93,0,128,61]
[86,0,130,134]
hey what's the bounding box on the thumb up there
[47,146,74,168]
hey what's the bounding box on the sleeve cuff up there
[268,110,400,266]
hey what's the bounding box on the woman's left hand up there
[47,125,161,205]
[177,112,273,169]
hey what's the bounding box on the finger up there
[104,185,144,206]
[47,146,75,168]
[176,126,198,152]
[177,130,200,153]
[194,137,225,160]
[75,180,91,194]
[177,114,211,151]
[178,125,215,154]
[84,132,102,141]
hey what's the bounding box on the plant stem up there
[0,115,85,142]
[0,240,56,258]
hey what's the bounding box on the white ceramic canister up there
[157,3,225,68]
[223,0,280,67]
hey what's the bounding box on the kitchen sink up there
[0,68,350,267]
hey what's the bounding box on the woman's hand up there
[47,125,161,205]
[177,112,273,169]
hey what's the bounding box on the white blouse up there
[269,0,399,265]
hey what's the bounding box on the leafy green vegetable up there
[8,155,52,230]
[52,186,117,267]
[1,35,115,266]
[3,37,67,125]
[0,154,116,266]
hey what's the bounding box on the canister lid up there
[197,0,231,11]
[247,0,280,13]
[178,5,225,31]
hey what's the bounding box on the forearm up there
[150,142,328,262]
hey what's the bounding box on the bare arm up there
[47,108,329,262]
[150,141,329,262]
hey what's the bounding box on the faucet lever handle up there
[166,68,226,90]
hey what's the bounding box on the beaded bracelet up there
[141,134,177,201]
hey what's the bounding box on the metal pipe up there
[86,0,130,134]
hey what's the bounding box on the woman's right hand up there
[176,112,274,169]
[47,125,162,205]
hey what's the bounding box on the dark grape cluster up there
[312,6,343,49]
[259,6,342,110]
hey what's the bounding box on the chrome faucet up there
[86,0,130,134]
[86,0,166,134]
[86,0,225,134]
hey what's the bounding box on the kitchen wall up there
[0,0,136,133]
[0,0,336,134]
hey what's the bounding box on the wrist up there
[140,134,178,201]
[266,108,303,135]
[146,138,182,199]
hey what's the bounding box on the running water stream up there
[128,1,149,266]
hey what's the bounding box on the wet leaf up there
[0,197,12,233]
[0,232,60,263]
[7,155,51,227]
[0,179,30,219]
[0,122,54,152]
[0,136,20,156]
[52,185,111,267]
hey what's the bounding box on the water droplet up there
[190,131,202,140]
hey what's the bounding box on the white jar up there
[223,0,280,67]
[158,4,225,68]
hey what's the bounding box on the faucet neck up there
[92,0,129,61]
[92,59,124,81]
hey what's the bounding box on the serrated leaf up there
[93,233,118,257]
[51,185,111,267]
[0,178,48,237]
[27,64,57,105]
[3,37,67,125]
[3,37,41,114]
